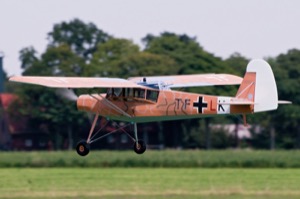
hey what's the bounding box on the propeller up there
[55,88,95,122]
[55,88,78,101]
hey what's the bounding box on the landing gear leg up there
[133,123,146,154]
[76,114,99,156]
[76,116,147,156]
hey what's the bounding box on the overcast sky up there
[1,0,300,76]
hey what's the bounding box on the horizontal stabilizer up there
[278,100,292,104]
[219,99,255,105]
[220,99,291,106]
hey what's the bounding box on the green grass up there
[0,168,300,199]
[1,150,300,168]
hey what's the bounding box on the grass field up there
[1,150,300,168]
[1,168,300,199]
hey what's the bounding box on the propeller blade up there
[55,88,78,101]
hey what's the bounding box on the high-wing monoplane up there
[9,59,291,155]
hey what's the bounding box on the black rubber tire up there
[133,140,146,154]
[76,140,90,156]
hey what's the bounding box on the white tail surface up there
[247,59,278,112]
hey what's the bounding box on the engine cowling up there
[77,95,98,112]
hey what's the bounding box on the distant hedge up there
[1,150,300,168]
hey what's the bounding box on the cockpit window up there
[146,90,159,102]
[114,88,122,97]
[107,87,158,102]
[134,89,145,99]
[106,88,122,98]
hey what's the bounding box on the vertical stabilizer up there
[236,59,278,112]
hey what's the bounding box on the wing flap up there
[129,74,242,88]
[9,76,145,88]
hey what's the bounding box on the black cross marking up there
[193,97,208,114]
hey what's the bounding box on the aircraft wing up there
[128,74,243,88]
[9,76,145,88]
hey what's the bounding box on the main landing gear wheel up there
[133,140,146,154]
[76,140,90,156]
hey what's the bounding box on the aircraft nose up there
[77,95,98,112]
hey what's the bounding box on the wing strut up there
[89,94,132,118]
[87,114,99,143]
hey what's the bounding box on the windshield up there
[106,88,159,102]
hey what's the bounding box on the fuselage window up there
[124,88,133,98]
[107,88,113,97]
[139,89,145,99]
[114,88,122,97]
[107,88,149,101]
[106,88,122,98]
[146,90,159,102]
[134,89,145,99]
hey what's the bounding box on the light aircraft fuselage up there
[77,89,253,123]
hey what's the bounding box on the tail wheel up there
[76,140,90,156]
[133,140,146,154]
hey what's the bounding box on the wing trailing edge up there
[129,74,243,88]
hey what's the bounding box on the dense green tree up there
[89,38,178,78]
[19,47,39,70]
[224,53,249,76]
[22,44,86,76]
[48,18,111,60]
[269,49,300,148]
[143,32,231,74]
[89,38,140,77]
[110,52,178,78]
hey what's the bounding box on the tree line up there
[5,19,300,150]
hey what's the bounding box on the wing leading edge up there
[9,73,243,89]
[9,76,145,89]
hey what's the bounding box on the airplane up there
[9,59,291,156]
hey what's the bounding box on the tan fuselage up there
[77,90,253,123]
